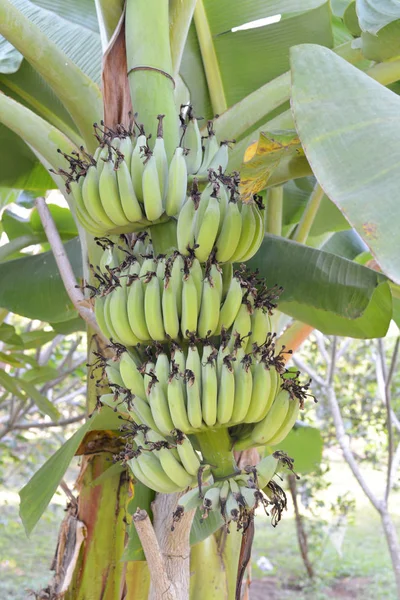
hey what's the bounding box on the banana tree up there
[1,1,400,599]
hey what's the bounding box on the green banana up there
[127,275,151,341]
[177,195,197,255]
[167,368,192,433]
[251,389,290,445]
[264,399,300,446]
[246,307,272,352]
[207,141,229,173]
[230,202,256,262]
[108,284,141,347]
[142,152,163,221]
[155,352,170,396]
[99,159,129,226]
[119,351,147,400]
[244,363,277,424]
[181,271,198,338]
[184,109,202,174]
[137,452,182,493]
[202,485,221,515]
[194,190,220,263]
[175,487,204,513]
[240,204,264,262]
[201,344,218,427]
[198,274,220,338]
[82,165,115,229]
[144,273,165,340]
[162,274,180,340]
[94,295,112,340]
[116,159,143,222]
[130,133,147,202]
[214,200,242,263]
[148,379,175,436]
[165,146,188,216]
[153,118,169,202]
[157,447,195,488]
[176,433,201,476]
[255,453,279,488]
[217,355,235,425]
[216,275,243,334]
[230,354,253,424]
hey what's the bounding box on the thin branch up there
[379,337,400,502]
[133,509,177,600]
[12,414,85,431]
[326,340,382,512]
[390,441,400,493]
[38,334,65,366]
[35,197,107,343]
[314,331,330,365]
[293,182,324,245]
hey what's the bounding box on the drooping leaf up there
[356,0,400,34]
[248,234,391,338]
[0,237,82,322]
[19,407,121,535]
[291,45,400,285]
[276,425,323,474]
[239,130,305,199]
[0,322,22,345]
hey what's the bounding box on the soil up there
[249,576,370,599]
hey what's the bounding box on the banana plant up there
[1,1,400,599]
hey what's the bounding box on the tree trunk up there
[380,508,400,598]
[288,474,314,579]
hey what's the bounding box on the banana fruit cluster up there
[173,451,293,530]
[91,236,277,348]
[99,329,305,439]
[177,176,264,264]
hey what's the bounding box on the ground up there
[0,456,399,599]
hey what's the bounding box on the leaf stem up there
[266,186,283,236]
[195,428,237,478]
[34,197,107,342]
[293,182,324,245]
[169,0,197,78]
[193,0,227,115]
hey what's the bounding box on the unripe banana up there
[94,295,112,340]
[219,480,230,508]
[127,275,151,341]
[201,344,218,427]
[251,389,290,445]
[99,159,129,226]
[240,204,265,262]
[175,486,204,513]
[194,191,220,263]
[144,273,165,340]
[229,303,252,350]
[207,141,229,173]
[185,368,202,429]
[190,258,204,307]
[119,136,133,165]
[95,145,109,177]
[198,125,219,176]
[167,369,192,433]
[202,485,221,515]
[157,447,195,488]
[142,153,163,221]
[246,307,272,352]
[128,457,172,493]
[217,184,229,234]
[165,147,188,216]
[82,165,115,229]
[177,196,197,255]
[143,361,155,399]
[103,293,122,343]
[170,253,184,317]
[153,125,169,202]
[130,133,147,201]
[109,284,141,347]
[162,275,180,340]
[221,263,233,297]
[155,352,170,396]
[105,364,125,388]
[176,433,201,476]
[244,363,277,424]
[230,202,256,262]
[225,492,240,522]
[263,399,300,446]
[181,271,198,338]
[240,486,259,510]
[133,395,161,432]
[193,184,212,238]
[171,343,186,373]
[198,274,220,338]
[230,355,253,425]
[136,452,183,493]
[119,351,147,400]
[217,356,235,425]
[140,255,158,278]
[148,380,175,436]
[214,200,242,263]
[216,275,243,334]
[116,159,143,223]
[184,111,202,174]
[70,179,99,232]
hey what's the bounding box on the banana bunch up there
[172,451,293,530]
[58,116,189,236]
[92,239,279,346]
[103,333,291,436]
[180,110,229,177]
[177,176,264,264]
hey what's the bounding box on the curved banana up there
[251,389,290,445]
[142,153,163,221]
[181,271,198,338]
[165,146,188,216]
[194,191,220,263]
[216,275,242,334]
[94,295,112,340]
[137,452,183,493]
[246,307,272,352]
[109,284,141,347]
[230,354,253,425]
[119,351,147,400]
[184,110,202,174]
[127,275,151,341]
[214,200,242,263]
[177,196,197,255]
[82,165,115,229]
[240,204,264,262]
[217,355,235,425]
[153,120,169,202]
[157,447,195,488]
[167,368,193,433]
[207,141,229,173]
[263,398,300,446]
[144,273,165,340]
[99,159,129,226]
[201,344,218,427]
[130,133,147,202]
[230,202,256,262]
[244,362,277,424]
[148,380,175,435]
[185,368,202,430]
[255,453,279,488]
[116,159,143,223]
[198,274,220,338]
[162,275,180,340]
[176,433,201,476]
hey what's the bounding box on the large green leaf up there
[291,45,400,285]
[181,1,333,119]
[276,425,323,474]
[248,234,391,337]
[0,237,82,322]
[19,407,121,535]
[356,0,400,34]
[321,229,368,260]
[3,0,101,84]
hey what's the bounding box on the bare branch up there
[326,340,383,512]
[133,508,177,600]
[12,414,85,431]
[390,441,400,492]
[314,331,330,365]
[34,197,107,342]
